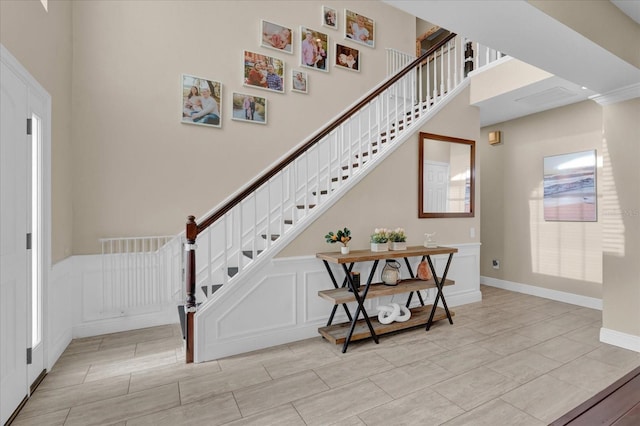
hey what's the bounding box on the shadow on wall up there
[600,136,626,258]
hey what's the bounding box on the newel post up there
[185,215,198,363]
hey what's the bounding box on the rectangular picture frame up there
[543,150,597,221]
[335,43,360,72]
[300,26,329,72]
[243,50,285,93]
[232,92,267,125]
[181,74,222,128]
[322,5,338,30]
[261,20,293,54]
[344,9,375,48]
[291,69,308,93]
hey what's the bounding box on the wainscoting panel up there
[47,257,75,369]
[217,273,297,339]
[196,243,481,362]
[303,270,335,323]
[72,255,179,338]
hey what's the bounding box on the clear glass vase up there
[381,259,401,285]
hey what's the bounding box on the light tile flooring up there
[13,285,640,425]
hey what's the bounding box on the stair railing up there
[183,33,461,362]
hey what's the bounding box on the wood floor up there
[11,285,640,425]
[550,365,640,425]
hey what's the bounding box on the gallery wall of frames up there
[181,6,375,128]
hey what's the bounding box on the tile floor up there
[12,285,640,425]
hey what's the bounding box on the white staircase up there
[99,35,503,362]
[188,34,476,362]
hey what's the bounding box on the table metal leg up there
[323,260,353,326]
[426,253,454,331]
[403,256,425,308]
[341,260,379,353]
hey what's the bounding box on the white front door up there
[1,55,29,425]
[1,44,49,425]
[27,107,46,389]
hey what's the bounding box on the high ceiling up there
[384,0,640,125]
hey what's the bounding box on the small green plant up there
[325,227,351,246]
[388,227,407,242]
[370,228,390,243]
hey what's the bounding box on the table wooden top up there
[316,245,458,264]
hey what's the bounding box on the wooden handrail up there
[195,33,457,234]
[184,32,457,363]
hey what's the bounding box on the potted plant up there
[325,227,352,254]
[389,227,407,250]
[370,228,389,252]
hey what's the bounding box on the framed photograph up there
[344,9,374,48]
[300,26,329,72]
[322,6,337,29]
[543,150,597,221]
[243,50,285,93]
[335,43,360,72]
[181,74,221,128]
[261,20,293,54]
[232,92,267,125]
[291,70,308,93]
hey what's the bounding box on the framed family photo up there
[261,20,293,54]
[322,6,337,29]
[232,92,267,125]
[300,26,329,72]
[243,50,285,93]
[344,9,375,48]
[291,69,308,93]
[335,43,360,72]
[543,150,597,222]
[181,74,221,128]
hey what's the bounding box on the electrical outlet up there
[492,259,500,269]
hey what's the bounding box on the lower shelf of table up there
[318,305,453,345]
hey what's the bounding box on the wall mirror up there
[419,132,475,218]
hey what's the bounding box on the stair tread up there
[261,234,280,241]
[201,284,223,298]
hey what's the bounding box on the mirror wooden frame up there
[418,132,475,218]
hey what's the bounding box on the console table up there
[316,245,457,353]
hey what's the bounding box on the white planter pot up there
[390,242,407,251]
[370,242,388,252]
[341,246,350,254]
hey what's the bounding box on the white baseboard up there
[480,276,602,310]
[600,327,640,353]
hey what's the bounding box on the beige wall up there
[0,0,74,263]
[480,100,603,299]
[69,0,415,254]
[470,59,552,105]
[602,98,640,336]
[281,85,481,257]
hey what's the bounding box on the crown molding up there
[589,82,640,106]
